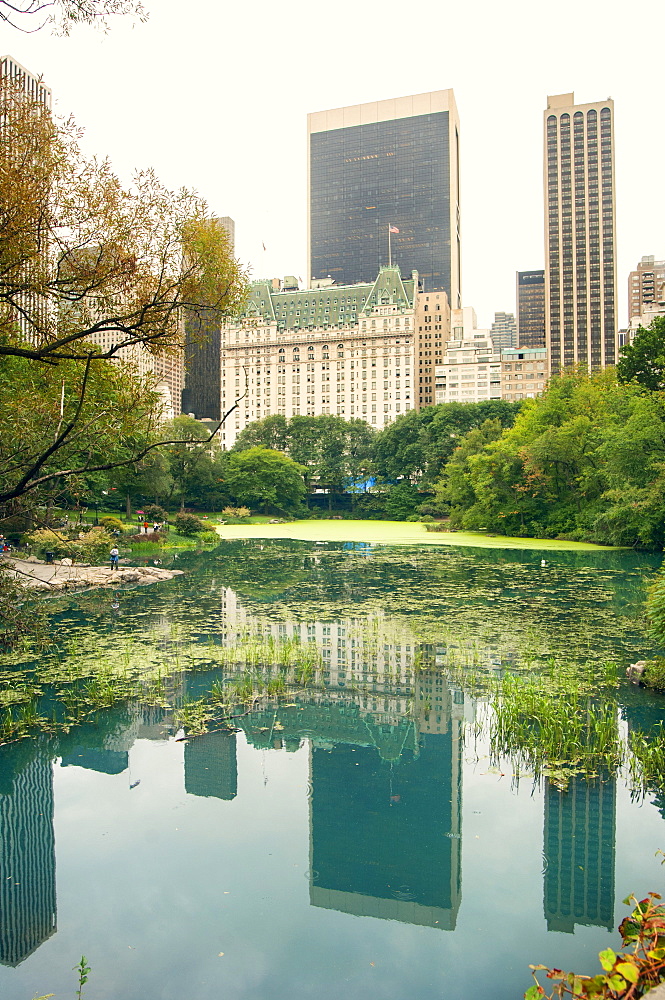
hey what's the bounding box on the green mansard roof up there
[242,266,417,332]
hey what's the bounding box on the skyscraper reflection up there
[0,742,57,966]
[543,776,616,933]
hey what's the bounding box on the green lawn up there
[213,519,619,551]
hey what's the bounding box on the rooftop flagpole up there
[388,224,399,267]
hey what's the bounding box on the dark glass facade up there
[517,270,545,348]
[182,309,221,421]
[310,112,454,297]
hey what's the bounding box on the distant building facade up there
[628,255,665,324]
[308,91,461,303]
[544,94,617,372]
[0,54,51,107]
[500,346,549,401]
[415,290,451,407]
[490,311,517,350]
[182,216,236,422]
[219,266,418,449]
[434,308,501,405]
[516,270,546,348]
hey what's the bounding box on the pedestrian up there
[110,546,119,570]
[143,520,149,534]
[153,522,160,533]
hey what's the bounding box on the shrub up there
[643,657,665,693]
[425,522,450,532]
[143,504,169,522]
[76,527,114,564]
[420,515,435,523]
[23,528,72,559]
[221,506,251,521]
[173,512,205,536]
[127,532,165,545]
[405,514,421,522]
[199,530,220,545]
[99,516,125,533]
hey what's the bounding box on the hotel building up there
[219,266,418,449]
[544,94,617,372]
[308,91,461,304]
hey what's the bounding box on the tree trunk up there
[126,494,132,519]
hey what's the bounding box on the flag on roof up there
[389,225,399,233]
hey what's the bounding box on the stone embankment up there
[1,557,184,592]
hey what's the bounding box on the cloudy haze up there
[7,0,665,327]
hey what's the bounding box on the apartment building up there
[219,266,418,449]
[500,346,549,401]
[434,308,502,405]
[415,290,451,406]
[628,255,665,324]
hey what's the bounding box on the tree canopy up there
[1,0,145,33]
[0,78,247,511]
[224,448,307,513]
[617,317,665,392]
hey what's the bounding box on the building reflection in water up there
[184,732,237,801]
[0,742,57,967]
[543,776,616,933]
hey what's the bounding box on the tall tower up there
[308,91,461,303]
[516,270,545,348]
[544,94,617,372]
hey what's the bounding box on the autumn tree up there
[0,0,145,33]
[0,78,247,509]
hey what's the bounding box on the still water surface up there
[1,539,664,1000]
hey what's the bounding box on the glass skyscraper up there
[308,91,461,304]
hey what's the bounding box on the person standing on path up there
[110,546,120,570]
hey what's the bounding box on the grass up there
[213,518,620,551]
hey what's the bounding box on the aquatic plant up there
[526,885,665,999]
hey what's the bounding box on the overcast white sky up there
[6,0,664,328]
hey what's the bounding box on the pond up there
[0,538,664,1000]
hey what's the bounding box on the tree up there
[0,78,247,507]
[617,317,665,392]
[1,82,246,365]
[224,448,306,513]
[1,0,145,34]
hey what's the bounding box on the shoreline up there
[1,557,184,592]
[212,519,621,552]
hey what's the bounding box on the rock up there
[627,660,647,684]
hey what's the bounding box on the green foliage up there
[617,316,665,392]
[372,399,523,483]
[24,526,113,563]
[432,369,665,548]
[143,504,169,522]
[384,483,425,520]
[173,512,205,536]
[75,955,91,1000]
[225,447,306,513]
[647,569,665,646]
[527,890,665,999]
[233,414,374,504]
[99,515,125,533]
[221,506,251,521]
[643,658,665,692]
[0,571,46,650]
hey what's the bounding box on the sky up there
[5,0,665,329]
